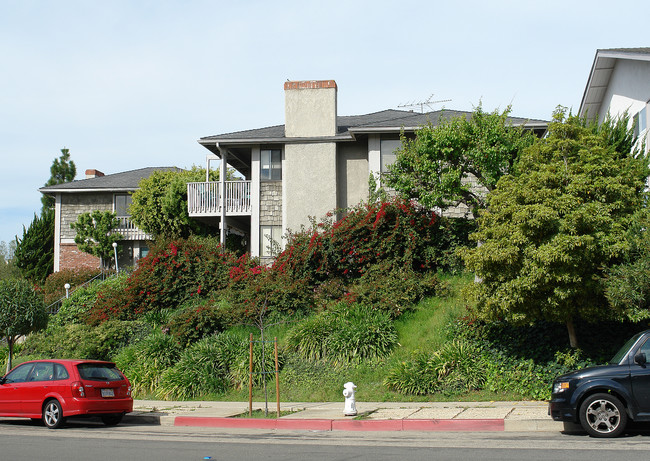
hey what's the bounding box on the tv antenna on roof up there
[398,94,452,113]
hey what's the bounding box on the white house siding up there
[599,59,650,125]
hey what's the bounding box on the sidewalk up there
[127,400,562,432]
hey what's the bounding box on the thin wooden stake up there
[249,333,253,417]
[274,337,280,418]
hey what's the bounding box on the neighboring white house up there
[40,167,179,272]
[193,80,548,261]
[579,47,650,150]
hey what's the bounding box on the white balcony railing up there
[187,181,252,217]
[112,217,151,240]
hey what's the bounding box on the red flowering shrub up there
[274,197,441,284]
[225,260,313,324]
[87,237,240,324]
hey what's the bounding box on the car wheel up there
[579,393,627,438]
[101,413,124,426]
[43,399,66,429]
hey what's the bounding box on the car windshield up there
[77,363,124,382]
[610,332,644,364]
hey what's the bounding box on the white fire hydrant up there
[343,381,357,416]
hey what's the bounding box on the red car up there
[0,359,132,429]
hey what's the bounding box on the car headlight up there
[553,381,570,394]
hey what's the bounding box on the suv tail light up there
[71,381,85,398]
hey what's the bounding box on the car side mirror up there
[0,377,5,385]
[635,352,647,366]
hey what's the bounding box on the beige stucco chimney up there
[284,80,337,137]
[85,169,105,179]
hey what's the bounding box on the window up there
[380,139,402,173]
[261,149,282,180]
[29,362,54,381]
[634,107,647,138]
[260,225,282,257]
[114,194,132,217]
[4,363,33,383]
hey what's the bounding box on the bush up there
[86,237,242,324]
[49,276,123,328]
[286,303,398,364]
[113,332,182,397]
[275,198,442,285]
[384,339,486,396]
[21,320,150,361]
[41,268,103,305]
[165,298,227,347]
[157,331,254,399]
[347,264,441,317]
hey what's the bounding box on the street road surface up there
[2,417,650,460]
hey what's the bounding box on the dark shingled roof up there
[39,167,181,194]
[199,109,548,144]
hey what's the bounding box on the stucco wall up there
[284,142,337,232]
[600,59,650,124]
[60,192,113,240]
[337,141,369,210]
[284,81,337,137]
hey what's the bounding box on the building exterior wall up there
[260,182,282,225]
[284,142,337,232]
[337,140,369,210]
[600,59,650,124]
[60,192,113,240]
[59,243,101,271]
[284,80,337,137]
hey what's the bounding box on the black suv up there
[549,330,650,437]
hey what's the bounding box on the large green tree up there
[0,278,48,373]
[130,167,223,239]
[604,209,650,320]
[41,148,76,212]
[386,105,537,216]
[13,209,55,283]
[462,110,649,348]
[70,211,123,269]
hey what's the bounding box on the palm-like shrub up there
[286,303,398,365]
[384,339,486,395]
[113,332,182,397]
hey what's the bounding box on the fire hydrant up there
[343,381,357,416]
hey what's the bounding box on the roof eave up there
[198,134,356,148]
[39,187,138,195]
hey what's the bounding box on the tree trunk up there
[566,318,579,349]
[6,337,14,374]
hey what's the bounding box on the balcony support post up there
[218,144,227,250]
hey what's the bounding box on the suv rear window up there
[76,363,124,382]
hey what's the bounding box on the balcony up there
[187,181,252,217]
[112,217,151,240]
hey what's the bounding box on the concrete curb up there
[173,416,506,431]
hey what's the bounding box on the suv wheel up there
[43,399,66,429]
[579,393,627,438]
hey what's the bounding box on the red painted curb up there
[173,416,505,432]
[402,419,504,431]
[174,417,332,431]
[332,419,403,431]
[276,419,333,431]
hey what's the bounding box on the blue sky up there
[1,0,648,247]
